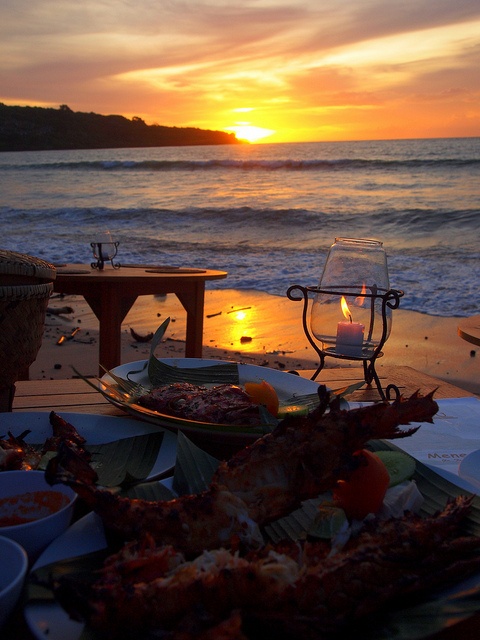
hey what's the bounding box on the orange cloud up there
[1,1,479,141]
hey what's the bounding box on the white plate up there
[26,477,175,640]
[100,358,328,442]
[459,449,480,492]
[0,411,177,480]
[25,513,103,640]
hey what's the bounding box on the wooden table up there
[9,364,475,458]
[11,364,474,415]
[458,315,480,347]
[53,265,228,373]
[3,366,479,640]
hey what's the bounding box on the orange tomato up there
[244,380,279,417]
[333,449,390,520]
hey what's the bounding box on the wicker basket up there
[0,250,56,411]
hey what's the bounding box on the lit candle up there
[336,297,364,356]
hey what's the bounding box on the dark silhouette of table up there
[53,265,227,373]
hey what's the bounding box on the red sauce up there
[0,490,70,526]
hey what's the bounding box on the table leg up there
[175,282,205,358]
[84,291,137,374]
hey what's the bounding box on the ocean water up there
[1,138,479,317]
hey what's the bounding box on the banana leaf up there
[86,433,165,487]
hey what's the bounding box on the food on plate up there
[0,411,90,471]
[49,450,263,554]
[43,411,90,459]
[332,449,390,520]
[46,388,439,555]
[244,380,279,417]
[137,382,266,425]
[0,430,42,471]
[211,389,437,525]
[332,450,417,521]
[50,496,480,639]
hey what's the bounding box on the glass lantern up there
[287,237,404,399]
[311,238,392,358]
[91,231,120,270]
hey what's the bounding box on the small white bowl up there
[0,535,28,630]
[0,470,77,562]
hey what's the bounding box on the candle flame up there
[340,296,353,322]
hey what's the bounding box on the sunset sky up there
[1,1,479,143]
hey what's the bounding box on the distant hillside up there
[0,104,241,151]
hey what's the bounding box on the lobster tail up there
[45,441,98,489]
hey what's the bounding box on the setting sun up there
[227,124,275,143]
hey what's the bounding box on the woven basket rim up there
[0,282,53,300]
[0,249,56,281]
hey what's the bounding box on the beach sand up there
[28,289,479,395]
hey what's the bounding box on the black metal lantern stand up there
[287,284,404,400]
[91,241,120,270]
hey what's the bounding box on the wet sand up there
[29,289,479,396]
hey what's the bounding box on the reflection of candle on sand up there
[336,297,364,356]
